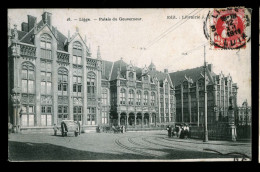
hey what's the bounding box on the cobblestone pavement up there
[8,130,251,161]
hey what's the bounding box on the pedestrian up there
[186,125,190,139]
[184,124,188,139]
[122,125,125,133]
[180,125,185,139]
[53,124,58,136]
[175,125,180,138]
[169,125,172,138]
[77,121,81,135]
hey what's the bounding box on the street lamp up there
[11,87,21,133]
[203,45,208,142]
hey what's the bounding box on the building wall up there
[174,72,238,126]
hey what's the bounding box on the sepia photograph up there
[7,8,252,162]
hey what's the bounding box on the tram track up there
[162,137,251,147]
[114,137,160,158]
[141,136,191,151]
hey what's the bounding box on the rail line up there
[141,137,190,151]
[114,137,160,158]
[162,137,251,147]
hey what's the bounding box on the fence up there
[190,122,251,141]
[236,125,251,140]
[190,122,231,140]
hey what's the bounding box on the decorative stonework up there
[86,58,97,68]
[20,44,36,58]
[41,95,52,104]
[21,94,35,104]
[57,51,69,66]
[58,96,68,104]
[73,97,83,105]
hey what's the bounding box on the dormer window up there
[40,34,52,60]
[72,41,82,65]
[128,72,134,80]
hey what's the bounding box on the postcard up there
[8,8,252,162]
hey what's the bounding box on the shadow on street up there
[8,141,236,161]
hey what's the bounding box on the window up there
[41,106,52,126]
[102,108,108,124]
[120,88,126,105]
[40,34,52,59]
[128,89,134,105]
[151,92,155,106]
[87,107,96,125]
[136,90,141,105]
[128,72,134,80]
[57,106,68,125]
[73,76,82,93]
[87,72,96,97]
[72,42,82,65]
[41,60,52,95]
[73,106,82,125]
[102,89,108,105]
[21,62,35,127]
[144,91,148,106]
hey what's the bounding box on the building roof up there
[14,19,68,52]
[109,59,170,87]
[169,65,216,86]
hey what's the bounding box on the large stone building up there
[169,64,239,126]
[8,11,239,133]
[8,12,176,132]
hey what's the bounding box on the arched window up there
[128,89,134,105]
[40,34,52,59]
[151,92,155,106]
[73,41,82,65]
[120,88,126,105]
[87,72,96,97]
[128,72,134,80]
[136,90,141,106]
[144,91,148,106]
[21,62,35,127]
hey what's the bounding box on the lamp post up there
[203,45,208,142]
[11,87,21,133]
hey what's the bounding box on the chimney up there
[21,22,28,32]
[164,69,168,73]
[208,64,213,72]
[42,12,52,27]
[27,15,37,31]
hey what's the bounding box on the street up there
[8,130,251,161]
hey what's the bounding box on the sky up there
[8,8,252,106]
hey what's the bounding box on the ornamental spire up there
[97,46,101,60]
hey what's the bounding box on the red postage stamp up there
[204,7,251,49]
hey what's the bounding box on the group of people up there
[167,124,190,139]
[112,125,125,133]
